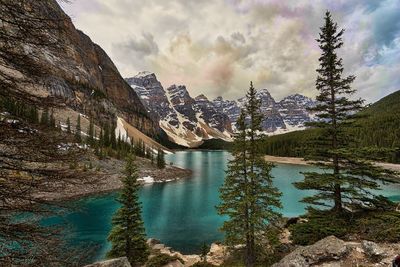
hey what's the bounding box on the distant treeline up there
[262,90,400,163]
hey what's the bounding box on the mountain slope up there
[213,91,315,134]
[4,0,161,145]
[126,72,233,147]
[262,90,400,162]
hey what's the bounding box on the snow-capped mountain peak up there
[125,73,233,147]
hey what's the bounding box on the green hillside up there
[263,90,400,163]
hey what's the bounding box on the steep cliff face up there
[278,94,316,128]
[7,0,158,137]
[194,94,232,133]
[213,91,316,135]
[126,72,233,147]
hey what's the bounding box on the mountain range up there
[5,0,317,149]
[126,72,316,147]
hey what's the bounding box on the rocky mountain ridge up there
[126,72,316,147]
[126,72,233,147]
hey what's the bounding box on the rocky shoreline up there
[39,156,192,202]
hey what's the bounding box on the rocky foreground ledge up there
[86,236,400,267]
[273,235,400,267]
[85,238,229,267]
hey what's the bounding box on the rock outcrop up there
[213,91,316,134]
[6,0,160,138]
[147,238,201,267]
[273,236,400,267]
[277,94,316,129]
[126,72,233,147]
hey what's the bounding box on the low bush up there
[290,209,400,246]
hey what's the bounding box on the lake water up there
[48,150,400,261]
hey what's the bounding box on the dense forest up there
[262,90,400,163]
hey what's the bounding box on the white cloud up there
[59,0,400,102]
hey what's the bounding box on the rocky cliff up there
[213,91,315,134]
[6,0,159,137]
[126,72,233,147]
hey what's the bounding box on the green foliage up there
[156,148,166,169]
[198,139,233,150]
[262,129,320,158]
[146,253,183,267]
[290,210,400,246]
[75,115,82,143]
[66,117,71,133]
[107,154,149,265]
[40,108,50,126]
[217,82,282,267]
[200,243,210,262]
[289,211,349,245]
[355,211,400,242]
[87,116,95,145]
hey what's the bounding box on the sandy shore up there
[264,155,310,166]
[41,156,192,201]
[265,155,400,172]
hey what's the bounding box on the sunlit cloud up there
[59,0,400,102]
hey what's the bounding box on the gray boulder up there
[361,240,387,259]
[272,236,349,267]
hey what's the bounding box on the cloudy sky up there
[59,0,400,102]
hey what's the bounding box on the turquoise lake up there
[49,150,400,261]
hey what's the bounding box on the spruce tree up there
[66,117,71,133]
[40,108,49,125]
[75,114,81,143]
[107,154,149,265]
[88,116,95,145]
[110,123,117,149]
[294,11,397,213]
[49,110,56,128]
[217,82,282,267]
[156,148,166,169]
[104,123,111,147]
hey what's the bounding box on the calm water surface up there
[48,151,400,260]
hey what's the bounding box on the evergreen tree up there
[156,148,166,169]
[40,108,49,126]
[110,123,117,149]
[29,105,39,124]
[88,116,95,145]
[107,154,149,265]
[75,114,81,143]
[99,127,104,147]
[49,110,56,128]
[104,123,111,147]
[217,82,282,267]
[66,117,71,134]
[150,146,154,165]
[294,11,396,213]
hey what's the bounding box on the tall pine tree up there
[294,11,397,213]
[107,154,149,265]
[217,82,282,267]
[40,108,49,126]
[157,148,166,169]
[75,114,81,143]
[88,116,95,145]
[66,117,71,133]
